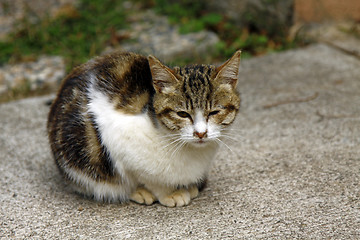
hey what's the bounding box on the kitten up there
[47,50,241,207]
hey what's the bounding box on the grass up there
[0,80,54,104]
[0,0,130,102]
[338,22,360,39]
[150,0,301,60]
[0,0,302,67]
[0,0,128,71]
[0,0,303,102]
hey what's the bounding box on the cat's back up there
[48,51,154,123]
[47,52,155,187]
[54,52,152,103]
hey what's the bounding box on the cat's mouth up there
[193,138,208,145]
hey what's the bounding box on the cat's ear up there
[148,55,179,94]
[215,50,241,89]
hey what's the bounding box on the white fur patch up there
[194,109,207,134]
[65,166,132,202]
[207,122,221,139]
[86,81,218,200]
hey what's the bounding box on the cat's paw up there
[130,187,156,205]
[189,186,199,199]
[158,189,191,207]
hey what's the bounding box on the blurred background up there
[0,0,359,103]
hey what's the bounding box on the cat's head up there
[148,51,241,146]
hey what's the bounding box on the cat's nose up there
[194,131,207,139]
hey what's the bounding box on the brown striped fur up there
[47,50,241,204]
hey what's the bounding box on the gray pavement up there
[1,44,359,239]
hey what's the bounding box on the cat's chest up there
[88,90,216,185]
[88,88,159,150]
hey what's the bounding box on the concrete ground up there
[0,44,359,239]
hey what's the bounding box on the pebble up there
[0,56,65,95]
[0,0,77,40]
[0,7,220,100]
[115,10,220,63]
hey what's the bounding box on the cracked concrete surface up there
[1,44,359,239]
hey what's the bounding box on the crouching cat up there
[47,50,241,207]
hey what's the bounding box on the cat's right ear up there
[215,50,241,89]
[148,55,179,94]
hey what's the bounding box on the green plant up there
[0,0,128,70]
[150,0,300,61]
[178,13,223,34]
[0,79,53,104]
[152,0,222,34]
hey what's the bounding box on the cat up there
[47,50,241,207]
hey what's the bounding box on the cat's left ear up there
[215,50,241,89]
[148,55,179,94]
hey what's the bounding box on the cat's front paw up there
[158,189,192,207]
[130,187,156,205]
[189,185,199,199]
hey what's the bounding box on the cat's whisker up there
[159,134,181,147]
[223,129,246,136]
[161,138,183,152]
[221,130,246,140]
[158,136,181,144]
[161,136,191,157]
[166,138,187,158]
[170,140,188,158]
[158,133,183,144]
[158,133,182,139]
[219,136,240,143]
[222,128,243,133]
[159,137,177,146]
[222,126,244,131]
[220,134,242,142]
[214,137,234,154]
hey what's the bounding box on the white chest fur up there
[88,87,218,188]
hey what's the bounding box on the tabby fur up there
[47,50,241,207]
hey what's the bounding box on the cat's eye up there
[208,110,220,117]
[177,111,191,119]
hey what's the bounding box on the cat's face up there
[149,51,241,146]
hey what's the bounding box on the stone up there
[0,0,78,39]
[0,56,65,95]
[202,0,294,36]
[295,22,360,59]
[113,10,220,63]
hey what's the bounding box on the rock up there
[0,56,65,95]
[113,10,220,63]
[0,0,78,40]
[295,22,360,59]
[202,0,294,36]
